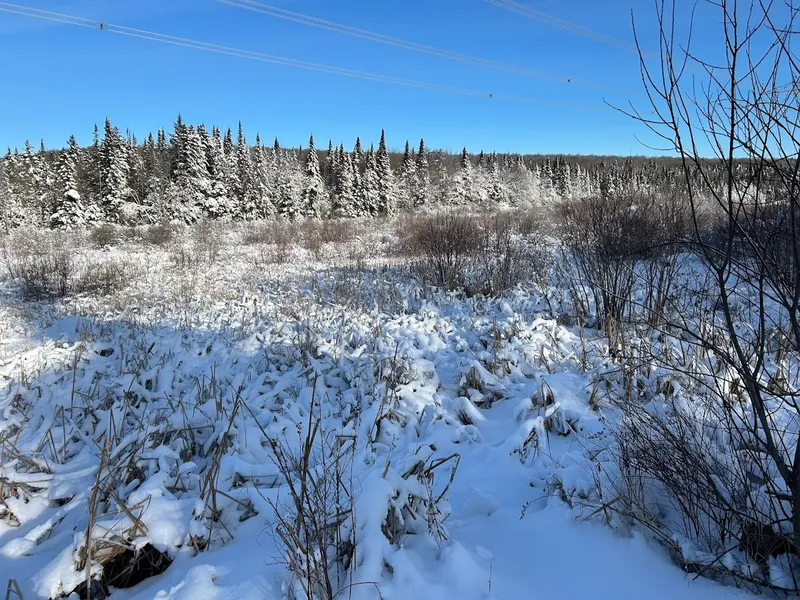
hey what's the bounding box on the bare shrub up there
[473,212,551,295]
[73,260,134,296]
[317,219,354,245]
[141,222,175,247]
[193,219,222,262]
[240,221,274,246]
[89,224,120,248]
[241,221,292,264]
[266,387,355,600]
[602,0,800,591]
[609,378,800,592]
[170,220,222,268]
[20,252,72,299]
[298,220,353,260]
[399,212,481,291]
[557,193,685,336]
[1,242,73,300]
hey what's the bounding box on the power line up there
[483,0,639,53]
[218,0,638,95]
[0,2,607,110]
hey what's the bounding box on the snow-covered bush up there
[399,211,481,291]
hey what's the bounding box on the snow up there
[0,224,765,600]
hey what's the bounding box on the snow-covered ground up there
[0,223,760,599]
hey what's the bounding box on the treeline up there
[0,115,703,230]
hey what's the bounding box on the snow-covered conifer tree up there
[236,122,253,218]
[250,133,274,219]
[450,147,476,205]
[51,135,86,229]
[302,135,326,218]
[99,118,131,222]
[332,147,357,218]
[413,138,430,207]
[397,140,416,210]
[376,130,395,215]
[361,145,381,216]
[275,146,302,220]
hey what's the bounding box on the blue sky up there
[0,0,702,155]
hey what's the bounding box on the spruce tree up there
[0,153,22,232]
[36,139,55,225]
[236,122,252,218]
[250,133,275,219]
[332,149,357,218]
[451,147,475,205]
[487,160,506,204]
[353,137,364,171]
[168,123,207,222]
[99,117,131,222]
[413,138,430,206]
[325,139,338,192]
[51,135,85,229]
[275,148,302,220]
[361,145,380,216]
[302,135,326,218]
[375,130,395,215]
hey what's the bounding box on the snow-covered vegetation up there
[3,1,800,598]
[0,208,791,599]
[0,115,717,231]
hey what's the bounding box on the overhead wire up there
[483,0,640,54]
[217,0,639,95]
[0,2,608,110]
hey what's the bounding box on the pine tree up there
[375,130,395,215]
[413,138,430,206]
[275,149,302,220]
[325,139,338,192]
[487,160,506,204]
[397,140,416,210]
[302,135,326,218]
[202,126,233,219]
[168,122,208,223]
[332,149,357,218]
[450,147,476,205]
[36,139,56,225]
[353,137,363,171]
[127,133,146,208]
[250,133,274,219]
[553,156,571,199]
[51,135,85,229]
[100,117,131,222]
[0,152,22,232]
[236,122,252,218]
[361,145,381,216]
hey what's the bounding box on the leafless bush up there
[241,221,292,264]
[508,206,547,237]
[170,220,222,268]
[399,212,482,291]
[266,386,355,600]
[473,212,551,295]
[73,259,134,296]
[610,0,800,590]
[318,219,354,245]
[297,220,354,260]
[89,224,120,248]
[557,192,686,337]
[240,221,275,246]
[141,222,175,247]
[611,385,800,592]
[2,242,73,300]
[19,252,71,300]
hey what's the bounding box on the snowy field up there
[0,219,762,599]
